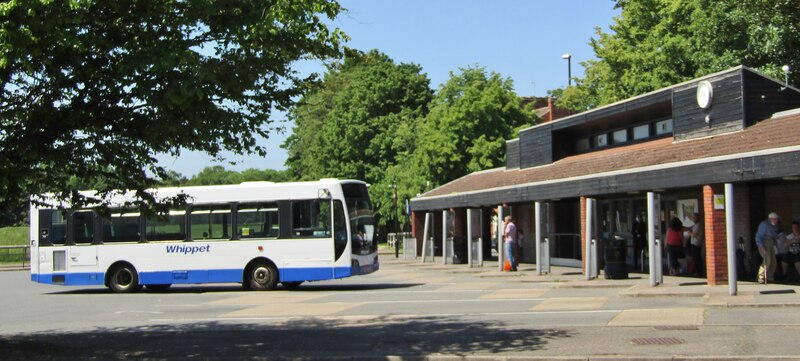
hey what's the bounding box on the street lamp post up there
[562,53,572,86]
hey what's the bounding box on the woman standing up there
[666,217,685,276]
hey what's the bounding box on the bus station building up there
[410,66,800,285]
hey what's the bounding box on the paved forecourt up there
[3,254,800,359]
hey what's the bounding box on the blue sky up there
[157,0,620,177]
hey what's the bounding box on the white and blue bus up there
[29,179,378,292]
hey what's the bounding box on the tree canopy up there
[377,66,536,219]
[559,0,800,111]
[283,49,433,222]
[0,0,345,211]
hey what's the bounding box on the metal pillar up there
[421,212,432,263]
[584,198,594,280]
[647,192,659,286]
[467,208,473,268]
[725,183,738,296]
[442,210,447,265]
[498,206,504,271]
[535,201,543,275]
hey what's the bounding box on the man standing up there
[756,212,782,283]
[504,216,518,271]
[688,212,704,277]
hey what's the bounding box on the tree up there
[376,66,536,220]
[0,0,346,212]
[559,0,800,111]
[414,66,535,186]
[283,49,433,223]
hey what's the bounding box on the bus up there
[29,179,378,292]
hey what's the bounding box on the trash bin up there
[604,235,629,279]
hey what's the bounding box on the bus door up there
[67,211,99,268]
[284,199,336,280]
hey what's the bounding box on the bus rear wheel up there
[248,262,279,291]
[108,264,140,293]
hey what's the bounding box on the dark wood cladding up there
[518,125,552,168]
[505,139,520,169]
[411,149,800,211]
[743,70,800,126]
[673,69,744,141]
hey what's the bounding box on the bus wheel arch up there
[106,262,142,293]
[243,258,279,291]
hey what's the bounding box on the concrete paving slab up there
[531,297,608,311]
[438,282,496,291]
[480,288,548,299]
[607,308,705,327]
[209,292,328,305]
[219,302,361,318]
[408,277,454,284]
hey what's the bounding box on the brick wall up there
[704,184,728,285]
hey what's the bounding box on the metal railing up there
[0,246,30,269]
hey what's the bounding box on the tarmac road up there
[2,256,800,360]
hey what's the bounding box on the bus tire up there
[145,284,172,291]
[282,281,303,289]
[108,264,140,293]
[248,262,279,291]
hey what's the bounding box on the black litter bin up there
[604,235,629,279]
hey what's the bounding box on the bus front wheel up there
[108,264,141,293]
[248,262,279,291]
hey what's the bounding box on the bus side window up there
[237,203,278,239]
[291,200,331,238]
[72,211,94,244]
[190,206,232,241]
[50,211,67,245]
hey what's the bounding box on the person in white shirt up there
[781,221,800,280]
[687,213,704,277]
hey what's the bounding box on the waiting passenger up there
[756,212,782,283]
[665,217,685,276]
[781,221,800,281]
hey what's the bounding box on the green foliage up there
[415,66,535,185]
[0,226,28,246]
[0,0,346,212]
[377,66,536,220]
[177,166,291,186]
[559,0,800,111]
[283,49,433,223]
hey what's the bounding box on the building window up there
[612,129,628,144]
[633,124,650,140]
[594,134,608,147]
[656,119,673,135]
[576,138,590,152]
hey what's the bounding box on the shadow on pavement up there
[46,282,423,295]
[0,316,572,360]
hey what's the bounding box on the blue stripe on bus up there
[32,266,372,286]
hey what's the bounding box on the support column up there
[647,192,659,287]
[584,198,595,280]
[442,210,447,265]
[580,196,587,272]
[467,209,473,267]
[498,205,504,271]
[535,201,543,275]
[704,184,728,285]
[725,183,738,295]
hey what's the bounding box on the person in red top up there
[665,217,685,276]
